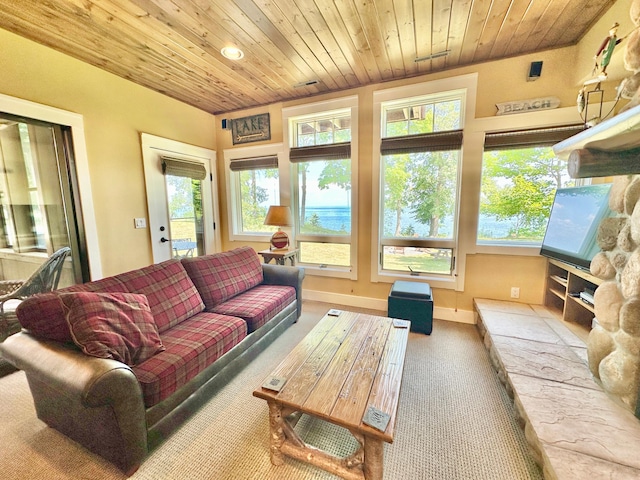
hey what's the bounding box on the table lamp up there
[264,205,293,250]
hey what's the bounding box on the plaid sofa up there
[0,246,304,475]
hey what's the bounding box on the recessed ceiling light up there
[221,46,244,60]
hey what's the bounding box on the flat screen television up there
[540,183,613,272]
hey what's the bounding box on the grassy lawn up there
[383,251,451,273]
[299,242,350,266]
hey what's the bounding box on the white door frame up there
[141,133,220,263]
[0,93,102,279]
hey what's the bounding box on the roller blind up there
[484,125,585,151]
[380,129,463,155]
[228,155,278,171]
[161,156,207,180]
[289,142,351,163]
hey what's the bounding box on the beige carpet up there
[0,301,542,480]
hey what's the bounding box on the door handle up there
[160,237,170,243]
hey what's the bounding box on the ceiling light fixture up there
[414,50,450,63]
[221,46,244,60]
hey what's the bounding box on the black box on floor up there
[387,280,433,335]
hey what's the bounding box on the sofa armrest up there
[261,264,305,319]
[0,332,148,474]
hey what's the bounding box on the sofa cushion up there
[210,285,295,333]
[181,246,263,309]
[132,312,247,407]
[115,259,204,333]
[59,292,165,366]
[17,292,73,343]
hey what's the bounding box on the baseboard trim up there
[302,289,475,325]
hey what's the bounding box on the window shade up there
[228,155,278,171]
[289,142,351,163]
[380,129,463,155]
[484,125,585,151]
[161,156,206,180]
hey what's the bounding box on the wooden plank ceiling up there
[0,0,616,115]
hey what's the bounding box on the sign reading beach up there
[496,96,560,115]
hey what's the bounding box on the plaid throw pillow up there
[59,292,165,366]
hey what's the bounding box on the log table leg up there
[267,401,286,465]
[363,436,384,480]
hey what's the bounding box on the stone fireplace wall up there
[589,174,640,412]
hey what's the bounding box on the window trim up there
[224,143,285,242]
[371,74,478,290]
[469,104,613,257]
[283,96,358,280]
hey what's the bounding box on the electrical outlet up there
[510,287,520,299]
[134,218,147,229]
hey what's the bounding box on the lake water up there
[305,205,513,238]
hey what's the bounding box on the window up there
[285,98,358,277]
[377,91,465,277]
[225,145,282,240]
[161,156,206,258]
[0,113,88,284]
[478,125,585,246]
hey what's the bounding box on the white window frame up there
[371,74,477,291]
[283,96,358,280]
[224,143,286,242]
[470,104,603,257]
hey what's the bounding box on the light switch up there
[134,218,147,229]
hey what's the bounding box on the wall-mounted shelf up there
[553,104,640,158]
[553,104,640,178]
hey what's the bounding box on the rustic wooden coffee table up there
[253,310,410,480]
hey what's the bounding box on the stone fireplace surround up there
[589,174,640,416]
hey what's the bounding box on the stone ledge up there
[474,298,640,480]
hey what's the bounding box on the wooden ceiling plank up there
[556,0,615,46]
[471,0,511,62]
[489,0,533,59]
[532,0,582,50]
[333,0,383,83]
[155,0,301,95]
[314,0,373,84]
[444,0,472,70]
[80,0,285,107]
[258,0,352,90]
[250,0,339,90]
[285,0,360,88]
[430,0,453,71]
[0,6,233,112]
[518,0,572,53]
[458,0,491,65]
[112,0,284,101]
[375,0,408,77]
[352,0,394,80]
[392,0,418,76]
[414,0,434,75]
[215,0,329,94]
[89,0,279,105]
[503,0,554,57]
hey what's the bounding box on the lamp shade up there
[264,205,293,227]
[264,205,292,250]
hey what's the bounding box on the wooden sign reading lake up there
[231,113,271,145]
